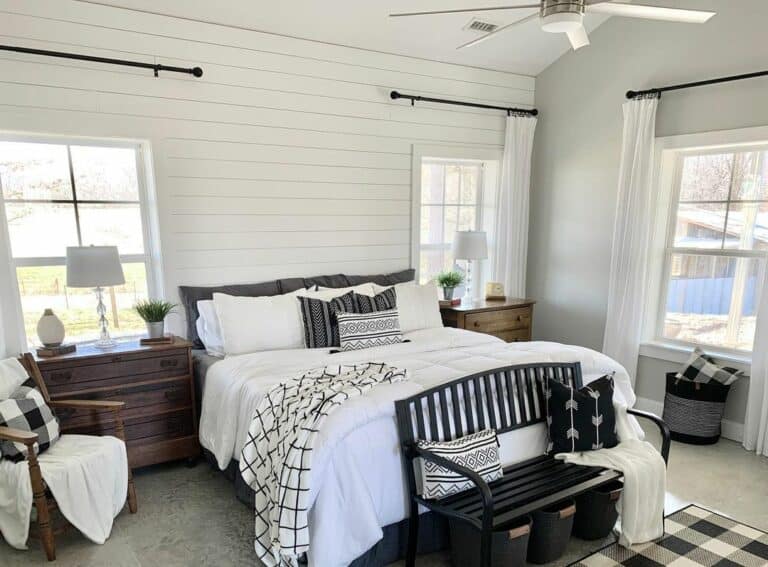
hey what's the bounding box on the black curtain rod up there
[0,44,203,78]
[390,90,538,116]
[627,69,768,100]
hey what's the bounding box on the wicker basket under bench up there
[395,362,670,567]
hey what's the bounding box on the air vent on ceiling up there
[464,18,500,33]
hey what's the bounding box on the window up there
[418,160,484,284]
[0,138,156,346]
[657,146,768,352]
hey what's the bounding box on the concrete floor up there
[1,425,766,566]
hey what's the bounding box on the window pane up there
[6,203,79,257]
[421,163,444,204]
[663,254,760,351]
[723,202,768,251]
[673,203,727,249]
[444,206,459,244]
[679,153,733,202]
[79,203,145,254]
[419,248,452,285]
[70,145,140,201]
[458,206,477,232]
[0,141,73,200]
[731,151,766,201]
[460,165,479,204]
[445,165,460,204]
[421,205,444,245]
[18,262,149,346]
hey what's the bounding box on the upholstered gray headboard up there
[178,269,415,348]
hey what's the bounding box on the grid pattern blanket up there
[239,362,407,567]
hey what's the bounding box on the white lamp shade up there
[66,246,125,288]
[452,231,488,260]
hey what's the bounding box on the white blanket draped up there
[199,327,638,567]
[0,434,128,550]
[557,404,666,547]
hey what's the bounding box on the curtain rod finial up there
[192,67,203,78]
[626,90,638,99]
[390,90,400,100]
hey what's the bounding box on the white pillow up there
[394,283,443,333]
[0,358,29,400]
[196,300,225,357]
[213,293,305,356]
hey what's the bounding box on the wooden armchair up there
[0,353,137,561]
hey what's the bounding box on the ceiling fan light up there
[541,12,583,33]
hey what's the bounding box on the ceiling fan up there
[390,1,715,51]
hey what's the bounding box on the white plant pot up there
[37,308,65,347]
[146,321,165,339]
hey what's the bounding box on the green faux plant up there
[134,299,177,323]
[436,270,465,288]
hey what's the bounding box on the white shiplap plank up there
[168,230,410,252]
[165,214,410,234]
[170,196,409,216]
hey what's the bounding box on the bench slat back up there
[395,362,583,446]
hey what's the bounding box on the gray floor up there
[2,425,766,566]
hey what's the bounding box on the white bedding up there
[199,327,636,567]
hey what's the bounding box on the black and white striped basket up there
[662,373,731,445]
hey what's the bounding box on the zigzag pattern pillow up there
[336,309,403,351]
[416,429,503,500]
[352,287,396,313]
[298,291,357,348]
[546,374,618,454]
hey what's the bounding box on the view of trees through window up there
[0,140,150,346]
[662,148,768,350]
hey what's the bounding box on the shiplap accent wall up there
[0,0,534,337]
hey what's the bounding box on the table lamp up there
[66,245,125,349]
[452,230,488,301]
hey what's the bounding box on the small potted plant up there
[436,270,465,301]
[134,299,177,339]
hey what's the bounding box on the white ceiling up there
[75,0,613,76]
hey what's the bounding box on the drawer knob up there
[473,321,480,327]
[111,356,123,363]
[164,389,184,401]
[160,359,179,368]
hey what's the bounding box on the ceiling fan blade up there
[586,2,715,23]
[390,4,539,18]
[566,25,590,50]
[457,12,539,49]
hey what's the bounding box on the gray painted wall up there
[529,0,767,424]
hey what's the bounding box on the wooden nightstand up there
[440,298,535,342]
[34,337,199,468]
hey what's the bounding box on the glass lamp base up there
[93,337,117,350]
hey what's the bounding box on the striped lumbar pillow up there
[416,429,503,500]
[336,309,403,351]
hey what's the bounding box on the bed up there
[194,326,635,567]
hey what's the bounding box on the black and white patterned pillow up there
[676,347,743,386]
[352,287,397,313]
[336,309,403,351]
[0,380,60,462]
[298,291,357,348]
[546,375,617,454]
[416,429,503,499]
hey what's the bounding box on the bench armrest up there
[49,399,125,411]
[412,445,494,519]
[0,425,38,446]
[627,408,671,465]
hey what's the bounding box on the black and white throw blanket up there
[239,362,407,567]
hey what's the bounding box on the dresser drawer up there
[464,307,532,334]
[41,349,190,394]
[53,379,193,428]
[63,408,195,444]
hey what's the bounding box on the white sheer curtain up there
[602,97,659,384]
[744,273,768,456]
[491,114,537,299]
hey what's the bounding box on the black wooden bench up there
[395,362,670,567]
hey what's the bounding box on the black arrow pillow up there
[546,374,618,454]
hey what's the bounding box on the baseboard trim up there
[634,396,743,443]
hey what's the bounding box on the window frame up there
[0,132,162,349]
[644,126,768,362]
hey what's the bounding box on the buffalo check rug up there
[571,504,768,566]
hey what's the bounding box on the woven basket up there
[449,515,531,567]
[527,500,576,564]
[662,373,731,445]
[573,480,623,540]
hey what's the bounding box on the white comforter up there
[199,328,635,567]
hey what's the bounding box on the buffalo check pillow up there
[676,347,744,386]
[0,379,60,462]
[416,429,503,499]
[336,309,403,351]
[546,375,618,454]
